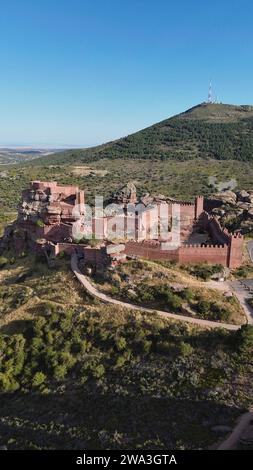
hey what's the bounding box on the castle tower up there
[195,196,204,219]
[227,233,244,268]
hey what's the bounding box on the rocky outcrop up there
[207,189,253,234]
[112,182,137,204]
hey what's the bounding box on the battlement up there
[172,201,194,207]
[183,243,226,249]
[16,182,243,269]
[231,232,243,239]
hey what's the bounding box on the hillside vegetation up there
[0,252,253,449]
[92,259,244,324]
[30,103,253,165]
[0,240,252,450]
[2,159,253,220]
[1,306,253,450]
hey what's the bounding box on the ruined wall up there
[167,197,204,220]
[30,181,79,197]
[37,223,72,242]
[208,217,230,245]
[53,243,111,267]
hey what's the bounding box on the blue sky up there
[0,0,253,147]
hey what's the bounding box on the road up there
[71,252,241,331]
[247,240,253,262]
[218,411,253,450]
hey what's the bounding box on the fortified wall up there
[9,181,244,269]
[124,213,243,268]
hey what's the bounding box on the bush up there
[236,325,253,354]
[53,365,68,381]
[92,364,105,379]
[0,256,8,268]
[115,355,127,369]
[132,284,184,311]
[115,336,127,351]
[185,263,223,281]
[0,373,19,392]
[195,300,230,321]
[156,341,174,355]
[32,371,46,388]
[179,342,194,357]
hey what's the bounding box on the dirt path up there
[218,411,253,450]
[229,280,253,325]
[71,253,241,331]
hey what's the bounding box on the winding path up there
[229,280,253,325]
[247,240,253,263]
[71,253,241,331]
[218,411,253,450]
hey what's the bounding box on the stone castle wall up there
[14,182,243,269]
[125,240,230,266]
[124,214,243,268]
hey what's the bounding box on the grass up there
[0,252,95,331]
[1,158,253,219]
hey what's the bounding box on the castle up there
[7,180,244,271]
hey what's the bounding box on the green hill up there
[31,102,253,165]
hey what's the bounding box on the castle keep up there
[9,180,244,270]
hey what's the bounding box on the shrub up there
[195,300,230,321]
[53,364,68,381]
[0,256,8,268]
[92,364,105,379]
[236,325,253,354]
[185,263,223,281]
[0,373,19,392]
[115,336,127,351]
[115,355,127,369]
[111,286,120,295]
[32,371,46,388]
[36,218,45,228]
[156,341,174,355]
[140,339,152,355]
[179,342,194,357]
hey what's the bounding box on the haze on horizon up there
[1,0,253,147]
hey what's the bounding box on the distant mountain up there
[0,148,64,165]
[29,102,253,166]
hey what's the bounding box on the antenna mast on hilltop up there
[207,80,213,103]
[206,80,219,104]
